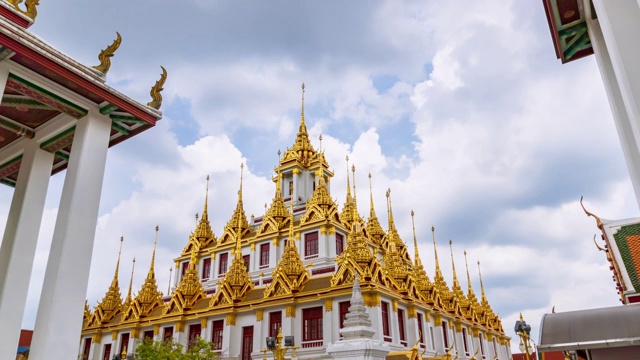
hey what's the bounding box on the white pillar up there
[0,140,53,360]
[29,110,112,360]
[586,0,640,209]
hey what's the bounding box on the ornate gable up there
[301,175,340,224]
[264,206,310,297]
[182,176,216,255]
[164,245,207,314]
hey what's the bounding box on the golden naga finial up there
[7,0,39,20]
[147,66,167,110]
[593,234,605,252]
[93,32,122,74]
[580,196,603,230]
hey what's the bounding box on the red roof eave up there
[0,33,160,125]
[542,0,563,61]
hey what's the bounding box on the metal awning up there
[538,304,640,351]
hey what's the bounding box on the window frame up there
[304,231,319,259]
[335,233,344,256]
[218,252,229,276]
[211,320,224,352]
[202,257,211,280]
[302,306,324,342]
[269,311,282,338]
[260,243,270,268]
[381,301,391,342]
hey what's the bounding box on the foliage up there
[133,337,218,360]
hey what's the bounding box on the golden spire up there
[113,236,124,286]
[478,261,489,305]
[449,240,463,294]
[411,211,422,268]
[352,164,359,216]
[220,164,250,243]
[168,267,172,295]
[464,250,478,302]
[188,176,215,251]
[366,173,385,244]
[122,257,136,310]
[148,226,159,280]
[386,188,396,232]
[319,134,323,152]
[300,82,307,134]
[432,228,442,279]
[346,156,352,200]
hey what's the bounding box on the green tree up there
[132,337,218,360]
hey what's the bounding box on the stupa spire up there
[352,164,359,216]
[345,156,352,200]
[188,176,214,249]
[386,188,396,232]
[478,261,489,305]
[366,173,385,245]
[464,250,476,299]
[449,240,462,293]
[112,236,124,287]
[148,226,159,280]
[299,82,307,135]
[432,227,445,282]
[123,257,135,310]
[411,210,422,267]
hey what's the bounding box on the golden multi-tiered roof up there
[82,85,507,346]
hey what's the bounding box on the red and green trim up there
[7,73,87,118]
[613,223,640,292]
[40,126,75,153]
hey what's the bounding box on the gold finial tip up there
[464,250,467,256]
[155,225,159,231]
[386,188,390,197]
[120,236,124,242]
[449,239,452,245]
[206,174,210,181]
[368,172,371,178]
[351,164,355,172]
[411,210,414,217]
[346,155,349,161]
[431,226,435,232]
[241,163,244,169]
[302,82,305,91]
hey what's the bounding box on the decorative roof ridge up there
[164,242,206,314]
[0,19,162,119]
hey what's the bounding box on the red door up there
[241,326,254,360]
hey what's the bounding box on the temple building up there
[80,87,510,360]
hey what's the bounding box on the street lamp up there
[514,313,533,360]
[262,327,299,360]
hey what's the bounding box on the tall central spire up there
[149,226,158,280]
[386,188,396,233]
[112,236,124,287]
[299,82,307,135]
[449,240,462,293]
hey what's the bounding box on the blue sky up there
[0,0,637,353]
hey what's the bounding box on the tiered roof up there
[82,85,506,341]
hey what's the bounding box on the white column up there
[29,110,112,360]
[587,0,640,209]
[0,139,53,360]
